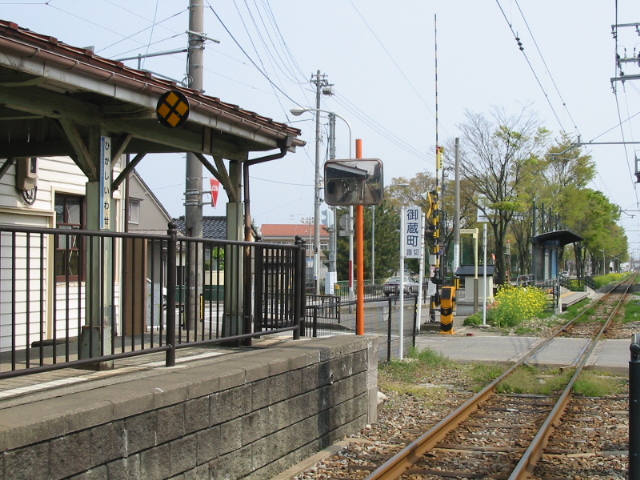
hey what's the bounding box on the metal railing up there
[0,223,306,378]
[304,290,420,362]
[333,282,398,303]
[304,294,342,337]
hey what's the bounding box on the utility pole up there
[185,0,204,238]
[453,138,460,275]
[328,113,337,279]
[311,71,330,295]
[185,0,204,328]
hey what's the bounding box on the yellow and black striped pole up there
[439,286,456,334]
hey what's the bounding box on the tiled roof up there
[0,20,303,143]
[173,216,226,240]
[260,224,329,238]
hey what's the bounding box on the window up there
[129,198,141,224]
[55,194,84,281]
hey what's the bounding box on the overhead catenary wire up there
[588,108,640,143]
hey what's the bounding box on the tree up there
[334,198,401,283]
[561,188,626,278]
[458,107,549,284]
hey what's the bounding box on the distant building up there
[127,171,173,234]
[260,224,330,285]
[174,216,226,240]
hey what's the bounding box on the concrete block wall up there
[0,335,378,480]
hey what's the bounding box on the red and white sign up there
[210,178,220,207]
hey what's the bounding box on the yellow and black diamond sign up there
[156,90,190,128]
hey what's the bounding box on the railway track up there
[362,276,635,480]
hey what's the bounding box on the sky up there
[3,1,640,249]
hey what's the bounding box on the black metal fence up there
[304,291,421,362]
[0,223,306,378]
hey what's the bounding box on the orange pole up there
[356,139,365,335]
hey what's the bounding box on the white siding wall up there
[0,156,124,351]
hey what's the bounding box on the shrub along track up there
[291,277,634,480]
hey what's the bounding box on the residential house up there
[0,155,125,348]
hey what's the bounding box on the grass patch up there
[497,365,575,395]
[496,365,627,397]
[379,347,451,384]
[573,305,597,324]
[592,273,630,289]
[513,325,539,335]
[378,349,626,404]
[379,348,507,399]
[573,371,627,397]
[559,298,591,319]
[623,300,640,324]
[467,364,504,391]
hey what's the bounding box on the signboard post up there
[477,196,490,326]
[399,205,422,359]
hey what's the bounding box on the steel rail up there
[509,278,632,479]
[366,276,634,480]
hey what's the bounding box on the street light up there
[290,107,352,297]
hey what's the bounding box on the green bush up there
[485,284,549,328]
[463,313,482,326]
[592,272,629,289]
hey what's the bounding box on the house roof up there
[260,224,330,238]
[532,230,583,246]
[455,265,496,276]
[174,216,226,240]
[132,170,172,222]
[0,19,304,161]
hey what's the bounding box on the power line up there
[140,0,161,69]
[258,0,308,81]
[242,0,305,85]
[613,89,640,204]
[514,0,581,136]
[589,108,640,143]
[332,92,429,162]
[230,1,313,116]
[100,9,186,55]
[251,176,313,187]
[206,1,302,108]
[494,0,568,134]
[347,0,439,127]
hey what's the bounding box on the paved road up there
[415,334,631,374]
